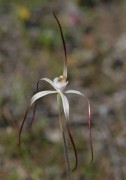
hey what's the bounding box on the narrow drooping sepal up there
[67,122,78,172]
[53,12,67,78]
[65,90,93,164]
[19,90,56,147]
[18,105,30,146]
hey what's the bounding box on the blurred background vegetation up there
[0,0,126,179]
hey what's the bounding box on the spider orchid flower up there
[18,12,93,175]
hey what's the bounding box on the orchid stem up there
[57,94,71,180]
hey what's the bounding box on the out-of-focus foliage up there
[0,0,126,179]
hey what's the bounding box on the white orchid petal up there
[30,90,57,106]
[59,92,69,121]
[40,78,57,90]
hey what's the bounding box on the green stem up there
[57,94,71,180]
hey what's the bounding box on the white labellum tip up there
[53,75,68,91]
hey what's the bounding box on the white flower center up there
[53,75,68,91]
